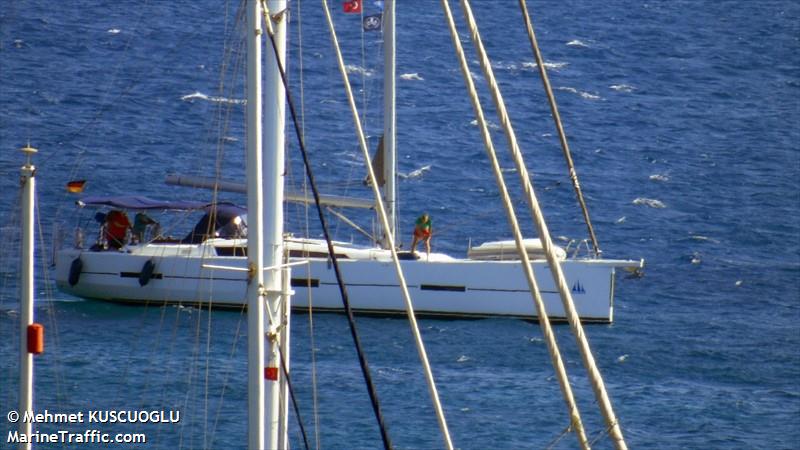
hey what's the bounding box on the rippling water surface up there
[1,1,798,448]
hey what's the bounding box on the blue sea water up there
[1,0,798,448]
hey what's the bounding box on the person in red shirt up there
[104,210,131,249]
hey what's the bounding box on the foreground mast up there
[245,0,288,448]
[244,0,266,444]
[18,145,38,450]
[262,0,289,448]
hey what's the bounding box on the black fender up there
[139,260,156,287]
[68,257,83,287]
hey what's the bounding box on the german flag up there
[66,180,86,193]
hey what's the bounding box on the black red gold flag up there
[66,180,86,193]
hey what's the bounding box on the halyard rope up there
[458,0,627,448]
[261,2,394,448]
[517,0,601,257]
[440,1,590,448]
[317,0,455,447]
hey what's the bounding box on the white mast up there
[243,1,290,448]
[382,0,397,248]
[245,0,266,447]
[19,144,37,450]
[262,0,288,449]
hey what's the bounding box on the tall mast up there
[18,144,37,450]
[244,0,265,448]
[262,0,288,448]
[245,1,287,447]
[381,0,397,248]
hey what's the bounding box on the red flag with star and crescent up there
[343,0,362,13]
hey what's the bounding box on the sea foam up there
[400,73,424,81]
[522,61,568,70]
[566,39,589,48]
[181,91,245,105]
[633,197,666,208]
[400,165,431,179]
[558,86,601,100]
[345,64,373,77]
[611,84,635,93]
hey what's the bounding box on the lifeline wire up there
[259,3,393,449]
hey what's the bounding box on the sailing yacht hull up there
[55,240,637,322]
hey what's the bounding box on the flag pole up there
[19,144,38,450]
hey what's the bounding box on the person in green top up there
[410,213,432,256]
[132,212,157,244]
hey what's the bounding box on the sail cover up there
[76,195,241,213]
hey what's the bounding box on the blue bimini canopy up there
[77,196,248,243]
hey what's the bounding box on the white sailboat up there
[23,2,634,448]
[53,2,642,323]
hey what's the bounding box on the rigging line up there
[317,1,456,448]
[458,1,627,448]
[124,299,168,412]
[201,13,247,428]
[517,0,600,257]
[334,21,381,242]
[121,213,221,440]
[173,270,218,449]
[441,1,590,449]
[277,253,292,450]
[0,211,20,411]
[189,227,244,446]
[109,260,166,411]
[325,206,377,243]
[39,6,221,168]
[39,0,151,182]
[95,0,153,110]
[204,8,245,432]
[545,423,574,450]
[589,418,621,447]
[48,149,88,235]
[303,256,322,450]
[259,4,394,449]
[211,2,248,188]
[360,5,368,136]
[294,3,322,444]
[178,289,209,450]
[210,38,241,188]
[135,304,175,434]
[276,336,311,450]
[202,263,217,449]
[0,193,24,413]
[0,196,22,311]
[161,297,189,448]
[208,303,248,449]
[35,189,66,411]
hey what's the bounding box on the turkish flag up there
[343,0,361,13]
